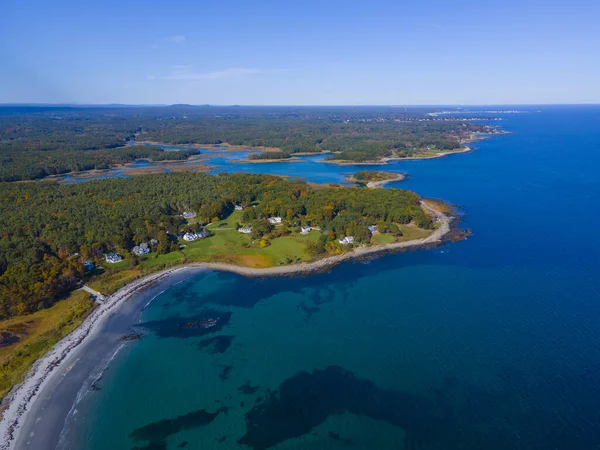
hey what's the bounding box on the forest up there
[0,105,495,181]
[0,172,430,319]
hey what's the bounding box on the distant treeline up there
[248,152,292,160]
[352,171,397,182]
[0,106,491,181]
[0,172,430,318]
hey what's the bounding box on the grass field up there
[183,212,320,267]
[102,258,131,271]
[139,251,186,269]
[396,224,432,241]
[0,290,95,400]
[371,233,396,245]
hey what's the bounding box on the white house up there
[235,205,244,211]
[339,236,354,245]
[183,232,201,242]
[132,242,150,255]
[268,216,282,224]
[181,211,197,219]
[105,253,123,263]
[368,225,378,234]
[238,226,253,234]
[300,226,312,235]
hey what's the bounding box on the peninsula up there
[0,171,452,406]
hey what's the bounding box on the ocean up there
[62,106,600,449]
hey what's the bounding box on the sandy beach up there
[0,201,450,450]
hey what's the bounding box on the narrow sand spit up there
[0,201,450,450]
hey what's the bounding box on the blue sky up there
[1,0,599,105]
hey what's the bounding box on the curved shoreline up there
[323,146,473,166]
[0,201,450,450]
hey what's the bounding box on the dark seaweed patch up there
[296,302,319,318]
[130,407,226,444]
[197,335,234,354]
[238,380,260,395]
[238,365,445,449]
[239,363,600,450]
[328,431,352,445]
[219,365,233,381]
[138,310,232,339]
[175,441,188,448]
[131,441,167,450]
[174,271,356,312]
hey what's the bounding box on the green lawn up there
[182,217,320,267]
[397,224,432,241]
[139,251,185,269]
[371,233,396,245]
[206,209,244,230]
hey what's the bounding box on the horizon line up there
[1,102,600,108]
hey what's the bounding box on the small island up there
[346,170,406,188]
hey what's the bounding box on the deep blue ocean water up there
[65,106,600,449]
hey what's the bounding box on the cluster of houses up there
[104,238,162,264]
[101,215,376,266]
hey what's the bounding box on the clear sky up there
[1,0,599,105]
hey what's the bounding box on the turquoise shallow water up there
[64,106,600,449]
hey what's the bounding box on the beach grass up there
[87,268,143,295]
[423,198,454,214]
[139,251,186,268]
[0,291,95,401]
